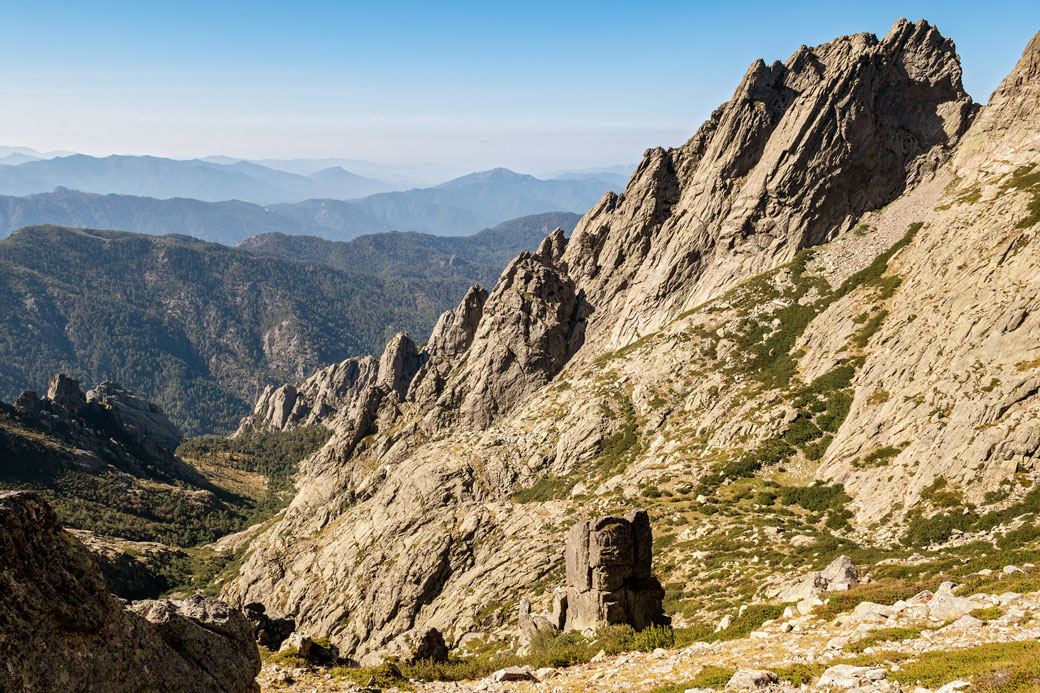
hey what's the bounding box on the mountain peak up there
[437,168,536,188]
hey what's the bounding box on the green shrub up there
[846,627,923,653]
[889,640,1040,690]
[512,475,576,503]
[649,666,736,692]
[814,577,940,621]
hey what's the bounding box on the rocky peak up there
[47,373,86,411]
[377,333,422,400]
[954,29,1040,173]
[422,248,583,431]
[561,18,975,349]
[423,285,488,361]
[535,226,568,266]
[235,356,380,434]
[86,381,183,451]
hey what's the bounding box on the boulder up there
[779,555,859,601]
[944,614,985,631]
[243,602,295,650]
[519,598,559,643]
[818,664,887,688]
[820,555,859,590]
[278,632,337,665]
[928,582,984,621]
[562,510,667,631]
[486,665,537,683]
[405,627,449,663]
[726,669,778,689]
[130,595,262,689]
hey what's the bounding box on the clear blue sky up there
[1,1,1037,175]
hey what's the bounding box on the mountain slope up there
[269,169,616,238]
[0,227,462,434]
[0,215,563,434]
[0,187,331,245]
[0,374,242,547]
[238,211,581,283]
[223,19,1020,663]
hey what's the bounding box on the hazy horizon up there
[2,1,1039,173]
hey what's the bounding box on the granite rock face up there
[224,21,1033,660]
[560,18,975,350]
[563,510,666,631]
[47,372,87,410]
[0,491,260,692]
[422,235,583,431]
[235,356,380,434]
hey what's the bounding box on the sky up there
[0,1,1038,177]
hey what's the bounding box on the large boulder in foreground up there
[0,491,260,692]
[563,509,667,631]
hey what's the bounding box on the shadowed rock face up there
[87,380,183,451]
[0,491,260,692]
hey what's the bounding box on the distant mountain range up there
[0,154,394,203]
[239,211,581,283]
[0,167,614,243]
[0,212,579,435]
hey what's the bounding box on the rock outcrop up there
[243,602,296,650]
[778,555,859,602]
[235,356,380,434]
[0,491,260,692]
[13,373,204,484]
[422,237,583,431]
[86,380,183,451]
[563,510,666,631]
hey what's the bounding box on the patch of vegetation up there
[846,626,923,653]
[851,310,889,347]
[813,577,941,621]
[0,404,249,547]
[853,444,903,469]
[903,479,1040,548]
[1002,164,1040,229]
[773,663,827,686]
[777,483,850,514]
[672,604,786,647]
[512,475,576,503]
[649,666,737,692]
[402,624,677,682]
[888,640,1040,690]
[177,426,331,520]
[332,662,412,690]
